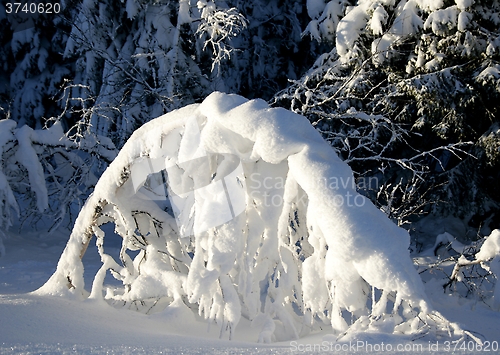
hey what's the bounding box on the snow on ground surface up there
[0,225,499,354]
[0,230,289,354]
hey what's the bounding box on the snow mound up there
[37,92,466,342]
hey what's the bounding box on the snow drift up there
[37,92,466,342]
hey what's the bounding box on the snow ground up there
[0,229,498,354]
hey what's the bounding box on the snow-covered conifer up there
[277,0,500,233]
[1,3,72,128]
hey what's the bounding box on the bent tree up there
[38,93,470,342]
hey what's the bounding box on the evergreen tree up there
[59,0,210,147]
[60,0,313,146]
[0,0,72,128]
[276,0,500,238]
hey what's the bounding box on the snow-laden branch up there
[442,230,500,309]
[0,118,117,254]
[38,92,470,343]
[196,3,248,76]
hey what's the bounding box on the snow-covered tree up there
[59,0,211,147]
[0,1,72,128]
[38,93,471,342]
[275,0,500,235]
[60,0,312,144]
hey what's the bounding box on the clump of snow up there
[471,230,500,309]
[476,230,500,262]
[14,126,49,213]
[336,4,369,61]
[456,0,474,11]
[391,1,424,37]
[433,232,466,254]
[125,0,139,19]
[457,10,472,31]
[178,0,192,25]
[0,118,117,259]
[303,0,473,65]
[424,6,459,36]
[333,0,429,64]
[415,0,445,12]
[306,0,326,19]
[303,0,346,42]
[371,1,424,65]
[38,92,466,342]
[369,6,388,35]
[0,120,73,255]
[477,64,500,81]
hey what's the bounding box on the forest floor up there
[0,228,498,354]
